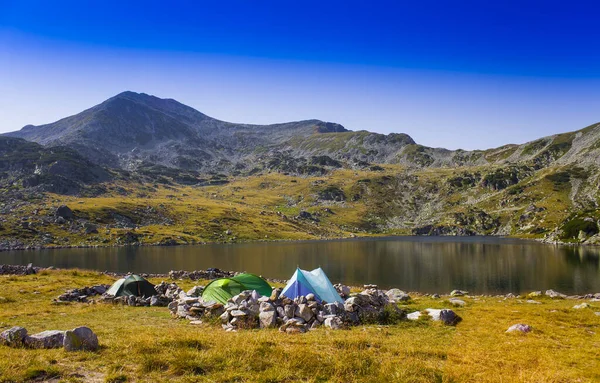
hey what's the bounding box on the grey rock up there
[219,311,230,323]
[528,291,542,298]
[407,311,422,321]
[55,205,73,220]
[284,304,295,318]
[259,311,277,328]
[439,309,460,325]
[386,288,411,302]
[306,293,316,301]
[449,298,466,307]
[573,303,591,309]
[186,286,204,297]
[450,290,468,297]
[324,316,343,330]
[295,304,314,322]
[545,289,567,299]
[63,327,98,351]
[526,300,541,304]
[276,306,286,318]
[259,302,275,312]
[0,326,28,347]
[230,309,248,317]
[25,330,65,349]
[506,324,532,333]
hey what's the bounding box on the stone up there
[270,288,282,301]
[150,295,170,307]
[285,326,306,334]
[127,295,136,306]
[186,286,204,297]
[189,320,203,325]
[545,289,567,299]
[386,288,411,302]
[0,326,28,347]
[92,285,107,295]
[306,293,316,301]
[324,316,343,330]
[431,294,440,299]
[63,327,98,351]
[407,311,422,321]
[449,298,466,307]
[439,309,460,325]
[425,308,460,325]
[528,291,542,298]
[573,303,591,309]
[334,284,351,298]
[344,297,360,312]
[450,290,468,297]
[259,311,277,328]
[230,309,248,317]
[55,205,73,220]
[295,304,314,322]
[276,306,285,318]
[83,222,98,234]
[526,300,541,304]
[25,330,65,349]
[260,302,275,312]
[219,311,230,323]
[506,324,532,333]
[284,304,295,318]
[323,303,339,316]
[595,312,600,316]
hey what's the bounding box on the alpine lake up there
[2,236,599,294]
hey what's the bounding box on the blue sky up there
[1,0,599,150]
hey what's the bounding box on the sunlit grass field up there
[1,270,599,382]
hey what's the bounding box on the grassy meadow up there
[1,270,599,382]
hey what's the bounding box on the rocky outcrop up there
[1,326,99,351]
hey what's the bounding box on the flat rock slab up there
[25,330,65,349]
[573,303,591,309]
[407,311,422,321]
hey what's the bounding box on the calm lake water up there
[2,236,600,294]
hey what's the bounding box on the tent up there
[106,274,157,297]
[281,267,344,304]
[202,273,272,304]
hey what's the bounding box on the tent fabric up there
[281,268,344,304]
[202,273,272,304]
[106,274,157,297]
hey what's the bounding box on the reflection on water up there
[1,236,599,294]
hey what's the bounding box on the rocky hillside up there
[1,91,600,248]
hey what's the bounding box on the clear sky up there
[1,0,599,150]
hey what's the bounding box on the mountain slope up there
[7,91,600,176]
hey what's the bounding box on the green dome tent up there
[106,274,157,298]
[202,273,272,304]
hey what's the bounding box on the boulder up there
[450,290,468,297]
[230,309,248,317]
[324,316,343,330]
[55,205,73,220]
[334,284,351,298]
[63,327,98,351]
[426,308,461,325]
[150,295,171,307]
[449,298,466,307]
[407,311,422,321]
[259,311,277,328]
[284,304,295,318]
[573,303,591,309]
[386,288,411,302]
[506,324,532,334]
[25,330,65,349]
[260,302,275,312]
[545,289,567,299]
[186,286,204,297]
[0,326,28,347]
[295,304,314,322]
[270,288,282,301]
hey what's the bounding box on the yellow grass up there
[1,270,599,382]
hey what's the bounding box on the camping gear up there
[281,267,344,304]
[105,274,157,297]
[202,273,272,304]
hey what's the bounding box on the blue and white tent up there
[281,267,344,304]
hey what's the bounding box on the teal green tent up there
[106,274,157,298]
[202,273,272,304]
[281,267,344,304]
